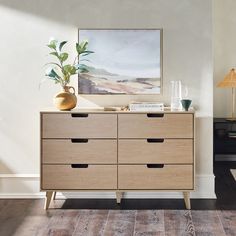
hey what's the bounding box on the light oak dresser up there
[40,109,195,209]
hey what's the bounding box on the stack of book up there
[129,102,164,112]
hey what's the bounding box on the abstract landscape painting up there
[78,29,162,94]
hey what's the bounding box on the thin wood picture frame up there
[78,28,163,95]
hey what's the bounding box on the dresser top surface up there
[40,107,195,114]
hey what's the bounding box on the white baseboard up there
[0,174,40,178]
[0,174,216,199]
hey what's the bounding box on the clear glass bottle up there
[170,81,182,110]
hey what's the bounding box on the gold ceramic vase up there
[54,86,77,111]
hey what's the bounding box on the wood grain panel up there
[42,113,117,138]
[118,165,193,190]
[118,113,193,138]
[42,139,117,164]
[42,165,117,190]
[118,139,193,164]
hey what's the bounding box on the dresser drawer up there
[118,139,193,164]
[42,113,117,138]
[118,114,193,138]
[118,165,193,190]
[42,139,117,164]
[42,165,117,190]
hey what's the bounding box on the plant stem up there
[73,55,79,66]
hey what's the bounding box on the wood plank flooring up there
[0,161,235,235]
[214,161,236,210]
[0,200,235,236]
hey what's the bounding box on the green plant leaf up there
[77,63,88,68]
[50,51,60,58]
[45,39,92,85]
[79,59,90,62]
[47,44,55,50]
[76,40,89,54]
[63,64,77,75]
[47,39,58,50]
[80,50,94,56]
[70,66,77,75]
[45,62,62,68]
[63,64,72,73]
[58,41,67,51]
[76,64,90,73]
[79,67,89,73]
[76,43,80,54]
[48,76,59,83]
[81,41,88,50]
[45,68,60,79]
[60,53,68,62]
[63,64,71,72]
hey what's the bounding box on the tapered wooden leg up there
[52,191,56,200]
[116,191,123,204]
[44,191,53,210]
[183,192,191,210]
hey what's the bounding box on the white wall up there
[0,0,215,198]
[213,0,236,117]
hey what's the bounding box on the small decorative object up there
[45,38,93,110]
[78,29,162,94]
[104,107,122,111]
[181,99,192,111]
[121,105,129,111]
[129,102,164,111]
[171,81,189,111]
[170,81,182,110]
[217,68,236,120]
[54,86,77,111]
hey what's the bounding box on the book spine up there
[129,104,164,111]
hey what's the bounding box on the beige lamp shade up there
[217,68,236,120]
[217,68,236,88]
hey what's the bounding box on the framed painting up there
[78,29,163,94]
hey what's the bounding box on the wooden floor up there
[0,199,235,236]
[214,161,236,209]
[0,161,235,236]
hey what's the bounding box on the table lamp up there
[217,68,236,121]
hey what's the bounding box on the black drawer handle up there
[147,113,164,118]
[71,139,88,143]
[147,164,164,168]
[147,138,164,143]
[71,113,88,118]
[71,164,88,168]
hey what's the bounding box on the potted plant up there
[45,39,93,110]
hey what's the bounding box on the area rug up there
[230,169,236,181]
[1,199,236,235]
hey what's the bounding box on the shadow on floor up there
[59,198,221,210]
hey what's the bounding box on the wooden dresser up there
[40,109,195,209]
